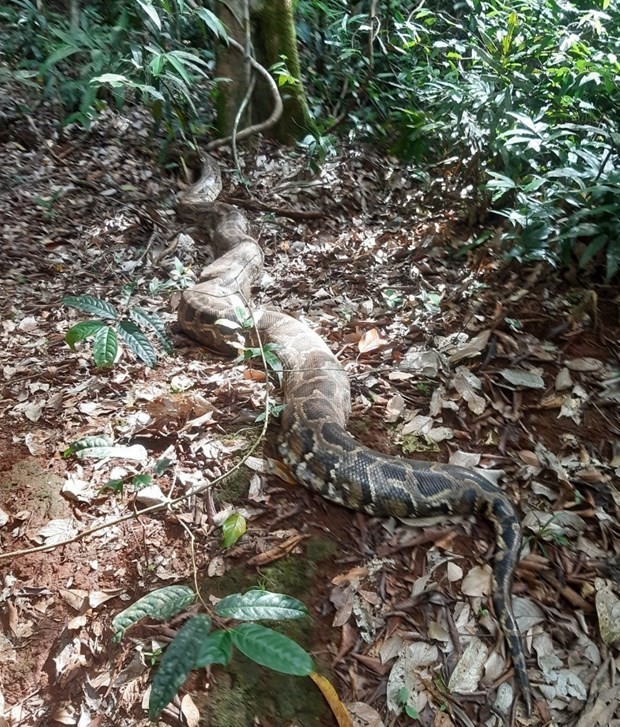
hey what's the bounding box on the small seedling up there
[397,687,419,719]
[112,586,315,720]
[64,294,172,368]
[221,511,247,547]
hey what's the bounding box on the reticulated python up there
[176,158,532,716]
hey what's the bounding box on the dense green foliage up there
[0,0,223,137]
[1,0,618,276]
[297,0,620,277]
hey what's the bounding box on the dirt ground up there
[1,106,619,727]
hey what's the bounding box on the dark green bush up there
[297,0,620,278]
[0,0,224,137]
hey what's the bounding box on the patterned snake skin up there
[176,166,532,715]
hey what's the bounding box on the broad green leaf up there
[75,444,147,460]
[606,245,619,281]
[194,630,233,668]
[230,623,314,676]
[49,25,90,47]
[112,586,195,643]
[169,50,211,68]
[215,590,309,621]
[64,435,112,457]
[136,0,161,30]
[130,308,173,354]
[131,473,153,489]
[166,53,192,86]
[44,44,80,68]
[102,478,125,493]
[221,512,246,548]
[118,320,157,367]
[149,53,166,76]
[263,350,283,381]
[91,73,131,86]
[234,305,252,327]
[153,457,173,476]
[65,320,106,348]
[93,326,118,367]
[136,83,165,103]
[149,615,212,719]
[195,7,228,40]
[569,223,600,238]
[579,235,608,268]
[168,50,211,78]
[255,403,285,422]
[160,71,197,113]
[63,295,118,319]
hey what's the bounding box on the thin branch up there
[206,36,283,150]
[221,195,326,220]
[231,73,256,170]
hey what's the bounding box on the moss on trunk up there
[251,0,315,143]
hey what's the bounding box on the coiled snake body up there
[177,165,532,715]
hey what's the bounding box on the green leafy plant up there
[524,513,572,556]
[34,190,62,220]
[397,687,419,719]
[0,1,130,126]
[148,258,197,294]
[487,120,620,278]
[255,402,286,423]
[242,342,284,383]
[271,57,302,88]
[1,0,227,134]
[63,294,171,368]
[297,0,620,278]
[216,305,285,384]
[102,455,173,494]
[112,586,315,720]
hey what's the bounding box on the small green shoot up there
[382,288,404,309]
[101,455,172,494]
[64,294,172,368]
[255,402,286,422]
[398,687,419,719]
[243,342,284,384]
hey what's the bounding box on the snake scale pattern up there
[176,161,532,715]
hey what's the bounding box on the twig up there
[231,73,256,171]
[230,3,255,171]
[221,196,326,220]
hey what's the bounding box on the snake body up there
[177,176,532,714]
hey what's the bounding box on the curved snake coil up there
[176,165,532,716]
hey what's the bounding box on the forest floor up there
[0,106,619,727]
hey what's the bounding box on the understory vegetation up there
[1,0,618,277]
[297,0,620,278]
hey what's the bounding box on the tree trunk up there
[214,0,252,138]
[250,0,315,144]
[214,0,315,144]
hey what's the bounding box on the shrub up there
[297,0,620,277]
